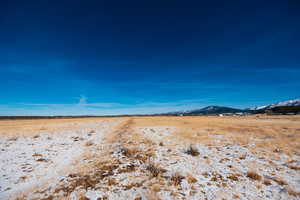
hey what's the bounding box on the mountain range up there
[163,98,300,115]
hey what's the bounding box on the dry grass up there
[271,177,287,185]
[121,147,139,157]
[246,171,262,181]
[286,186,300,197]
[32,153,43,157]
[187,174,197,184]
[0,117,123,138]
[170,172,185,186]
[263,178,272,185]
[85,141,94,146]
[33,135,40,139]
[287,164,300,171]
[227,174,240,181]
[146,164,163,177]
[185,145,200,156]
[8,136,18,141]
[133,115,300,154]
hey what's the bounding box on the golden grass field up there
[0,115,299,199]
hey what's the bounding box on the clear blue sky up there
[0,0,299,115]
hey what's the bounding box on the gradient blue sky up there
[0,0,300,115]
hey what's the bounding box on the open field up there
[0,115,299,199]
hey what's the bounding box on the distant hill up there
[166,106,244,116]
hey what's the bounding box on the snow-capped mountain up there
[250,98,300,111]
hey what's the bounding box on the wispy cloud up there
[78,95,87,105]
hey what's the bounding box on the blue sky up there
[0,0,299,115]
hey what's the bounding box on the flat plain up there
[0,115,299,200]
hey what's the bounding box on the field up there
[0,115,300,200]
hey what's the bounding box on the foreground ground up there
[0,115,299,200]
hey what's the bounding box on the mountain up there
[167,106,244,115]
[250,98,300,111]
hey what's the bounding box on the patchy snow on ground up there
[0,120,120,199]
[1,119,300,200]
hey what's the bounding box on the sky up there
[0,0,300,115]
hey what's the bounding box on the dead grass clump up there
[32,153,43,157]
[202,172,209,178]
[187,174,197,184]
[227,174,240,181]
[85,141,94,146]
[107,178,118,186]
[171,172,185,186]
[99,164,119,172]
[247,171,261,181]
[8,136,18,141]
[134,196,142,200]
[271,177,287,185]
[36,158,48,162]
[55,174,98,195]
[123,182,143,190]
[121,147,138,157]
[159,142,164,146]
[185,145,200,156]
[286,186,300,197]
[146,164,162,177]
[78,195,89,200]
[210,172,224,182]
[118,164,136,173]
[287,164,300,171]
[135,153,150,163]
[273,148,281,153]
[263,178,272,185]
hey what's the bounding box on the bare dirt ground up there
[0,115,299,200]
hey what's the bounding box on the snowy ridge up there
[250,98,300,110]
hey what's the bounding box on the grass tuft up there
[185,145,200,156]
[247,171,261,181]
[171,172,185,186]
